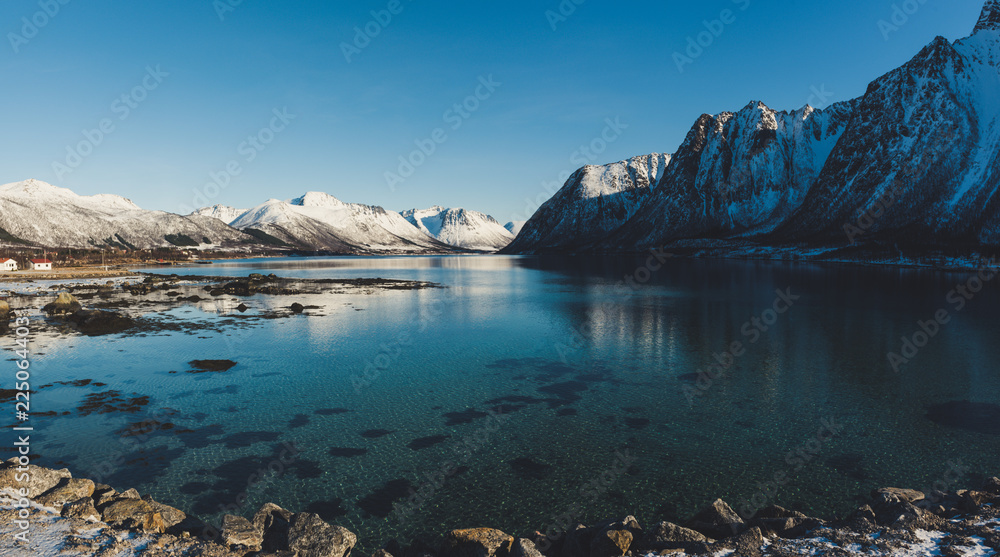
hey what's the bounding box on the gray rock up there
[752,505,807,520]
[93,485,118,508]
[222,514,263,550]
[61,497,101,521]
[873,488,925,504]
[688,499,747,539]
[101,498,166,533]
[288,512,357,557]
[36,478,95,508]
[253,502,294,551]
[443,528,515,557]
[0,464,71,498]
[143,496,187,529]
[641,521,710,547]
[510,539,544,557]
[117,488,141,500]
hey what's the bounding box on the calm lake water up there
[15,255,1000,551]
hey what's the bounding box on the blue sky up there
[0,0,986,224]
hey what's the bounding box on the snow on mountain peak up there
[401,206,513,251]
[975,0,1000,33]
[291,191,349,208]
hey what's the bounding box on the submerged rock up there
[66,309,135,335]
[188,359,238,373]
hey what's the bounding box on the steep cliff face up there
[614,100,856,249]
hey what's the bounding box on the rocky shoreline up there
[1,459,998,556]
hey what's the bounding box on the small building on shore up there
[1,259,17,272]
[30,258,53,271]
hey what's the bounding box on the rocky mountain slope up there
[0,180,253,249]
[401,206,514,251]
[505,1,1000,257]
[191,205,248,226]
[230,192,456,253]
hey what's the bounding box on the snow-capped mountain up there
[504,221,526,237]
[192,205,248,226]
[614,100,856,247]
[401,206,514,251]
[0,180,252,249]
[230,192,456,253]
[503,153,670,253]
[505,1,1000,256]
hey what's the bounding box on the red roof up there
[30,259,52,264]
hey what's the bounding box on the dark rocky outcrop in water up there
[65,309,136,336]
[2,458,999,556]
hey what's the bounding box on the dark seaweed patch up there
[206,385,239,395]
[221,431,281,449]
[360,429,395,439]
[315,408,351,416]
[625,417,651,430]
[927,401,1000,435]
[357,478,413,518]
[329,447,368,458]
[443,409,489,426]
[556,408,578,417]
[188,360,237,373]
[103,445,186,487]
[177,424,226,449]
[510,457,552,480]
[408,435,450,450]
[77,391,150,416]
[289,414,310,429]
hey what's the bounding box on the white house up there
[1,259,17,272]
[30,259,52,271]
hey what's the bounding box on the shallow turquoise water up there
[12,255,1000,551]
